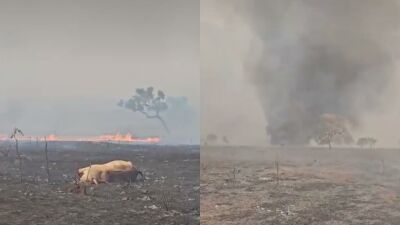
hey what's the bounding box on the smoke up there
[0,96,199,144]
[0,99,24,127]
[231,0,400,145]
[201,0,269,145]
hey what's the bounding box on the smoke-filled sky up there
[202,0,400,147]
[201,0,267,145]
[0,0,199,142]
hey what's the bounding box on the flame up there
[96,133,161,143]
[0,133,160,144]
[41,134,59,142]
[0,134,7,141]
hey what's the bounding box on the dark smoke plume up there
[240,0,400,145]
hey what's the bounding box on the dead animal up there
[77,160,144,185]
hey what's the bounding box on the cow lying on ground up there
[78,160,144,185]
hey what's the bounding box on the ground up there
[201,146,400,225]
[0,142,200,225]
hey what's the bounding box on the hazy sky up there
[0,0,199,141]
[0,0,199,104]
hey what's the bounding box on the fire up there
[96,133,161,143]
[41,134,59,142]
[0,134,7,141]
[0,133,160,144]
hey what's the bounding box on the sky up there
[0,0,199,142]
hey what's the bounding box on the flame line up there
[0,133,161,143]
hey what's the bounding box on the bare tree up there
[160,190,172,211]
[275,157,280,185]
[231,167,240,184]
[44,137,50,183]
[10,127,24,182]
[118,87,170,133]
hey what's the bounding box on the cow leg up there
[100,171,110,184]
[93,178,99,185]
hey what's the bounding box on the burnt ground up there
[0,142,199,225]
[201,146,400,225]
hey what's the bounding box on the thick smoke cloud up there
[238,0,400,145]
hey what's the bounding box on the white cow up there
[78,160,144,184]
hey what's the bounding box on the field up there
[201,146,400,225]
[0,142,200,225]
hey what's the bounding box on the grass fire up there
[0,133,161,144]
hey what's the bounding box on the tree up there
[10,127,24,182]
[357,137,377,148]
[222,136,230,145]
[119,87,170,133]
[205,134,218,145]
[314,114,354,149]
[315,126,344,149]
[44,136,51,183]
